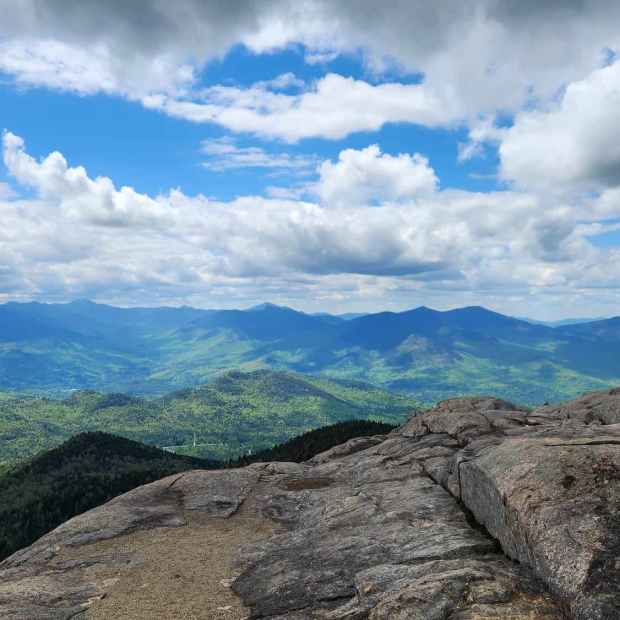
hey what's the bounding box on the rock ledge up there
[2,388,620,618]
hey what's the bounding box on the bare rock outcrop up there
[2,388,620,618]
[402,389,620,619]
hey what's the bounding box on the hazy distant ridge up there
[0,300,618,404]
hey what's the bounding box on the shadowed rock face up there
[2,388,620,619]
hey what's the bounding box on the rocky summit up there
[2,390,620,619]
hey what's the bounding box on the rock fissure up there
[165,472,186,489]
[544,440,620,447]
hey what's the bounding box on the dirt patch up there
[77,497,275,620]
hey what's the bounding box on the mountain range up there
[1,299,619,404]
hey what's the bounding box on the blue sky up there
[0,46,499,200]
[1,1,620,319]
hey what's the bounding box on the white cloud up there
[0,0,620,130]
[592,187,620,219]
[143,74,453,141]
[317,145,438,206]
[3,3,620,315]
[254,72,305,91]
[304,50,339,65]
[499,59,620,194]
[265,184,312,200]
[4,2,620,142]
[1,133,617,315]
[0,1,286,97]
[0,38,195,98]
[299,2,620,118]
[0,181,15,200]
[2,131,168,228]
[200,137,317,173]
[458,116,506,162]
[0,28,461,143]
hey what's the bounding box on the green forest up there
[0,369,417,465]
[232,419,396,465]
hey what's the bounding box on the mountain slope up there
[0,370,417,464]
[1,300,619,403]
[326,305,618,403]
[186,303,338,342]
[0,431,214,562]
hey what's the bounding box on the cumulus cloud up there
[592,187,620,219]
[306,1,620,117]
[0,38,195,98]
[318,145,438,206]
[143,74,452,141]
[3,1,620,141]
[254,72,306,91]
[304,50,339,65]
[500,59,620,193]
[0,0,286,97]
[458,116,506,162]
[1,133,615,313]
[2,131,168,228]
[0,181,15,200]
[3,2,620,315]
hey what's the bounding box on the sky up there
[1,1,620,319]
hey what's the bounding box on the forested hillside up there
[0,370,416,464]
[232,419,396,465]
[0,432,214,562]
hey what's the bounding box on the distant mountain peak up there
[246,302,297,313]
[448,305,495,313]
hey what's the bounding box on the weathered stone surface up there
[404,388,620,619]
[233,465,500,617]
[173,467,260,516]
[534,387,620,425]
[360,559,559,620]
[460,434,620,619]
[0,469,259,619]
[3,387,620,618]
[228,425,563,619]
[307,435,384,465]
